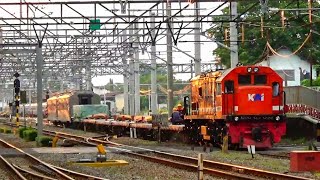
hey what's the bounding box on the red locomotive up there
[183,65,287,149]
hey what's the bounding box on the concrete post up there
[230,2,239,68]
[0,27,2,60]
[129,23,135,115]
[166,1,174,117]
[60,80,64,92]
[122,30,129,114]
[129,58,135,115]
[86,64,92,91]
[134,22,140,115]
[194,2,201,75]
[36,46,43,136]
[150,13,157,114]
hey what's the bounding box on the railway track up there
[0,138,74,180]
[40,129,312,180]
[0,121,312,180]
[0,137,107,180]
[257,152,290,159]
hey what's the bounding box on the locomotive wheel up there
[209,143,214,152]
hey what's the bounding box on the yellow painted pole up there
[52,136,59,147]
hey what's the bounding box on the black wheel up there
[209,143,214,152]
[203,145,207,152]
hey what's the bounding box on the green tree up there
[210,1,320,67]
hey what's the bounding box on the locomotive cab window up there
[238,75,251,85]
[254,75,267,85]
[78,95,92,105]
[272,82,280,96]
[216,83,221,95]
[198,87,203,97]
[224,80,234,94]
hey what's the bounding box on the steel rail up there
[12,163,57,180]
[52,165,107,180]
[42,130,253,179]
[41,129,311,180]
[257,152,290,159]
[42,130,115,146]
[125,151,254,180]
[145,151,309,180]
[0,155,27,180]
[0,122,312,180]
[0,138,74,180]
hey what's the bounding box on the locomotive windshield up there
[254,75,267,85]
[238,75,251,85]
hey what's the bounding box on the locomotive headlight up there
[275,116,280,121]
[253,67,259,72]
[247,67,252,73]
[234,116,239,121]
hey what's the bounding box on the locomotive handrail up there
[281,90,286,115]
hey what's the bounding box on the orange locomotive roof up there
[190,70,224,81]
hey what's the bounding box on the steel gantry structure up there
[0,0,267,118]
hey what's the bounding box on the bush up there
[0,128,4,133]
[4,129,11,134]
[301,77,320,86]
[23,129,37,141]
[36,136,53,147]
[18,127,28,138]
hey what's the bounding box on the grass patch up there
[209,151,289,173]
[279,137,308,145]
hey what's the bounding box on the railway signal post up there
[13,72,20,127]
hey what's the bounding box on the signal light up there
[247,67,252,73]
[234,116,239,121]
[253,67,259,73]
[275,116,280,121]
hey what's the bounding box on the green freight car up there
[72,104,109,121]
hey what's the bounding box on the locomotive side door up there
[223,80,235,115]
